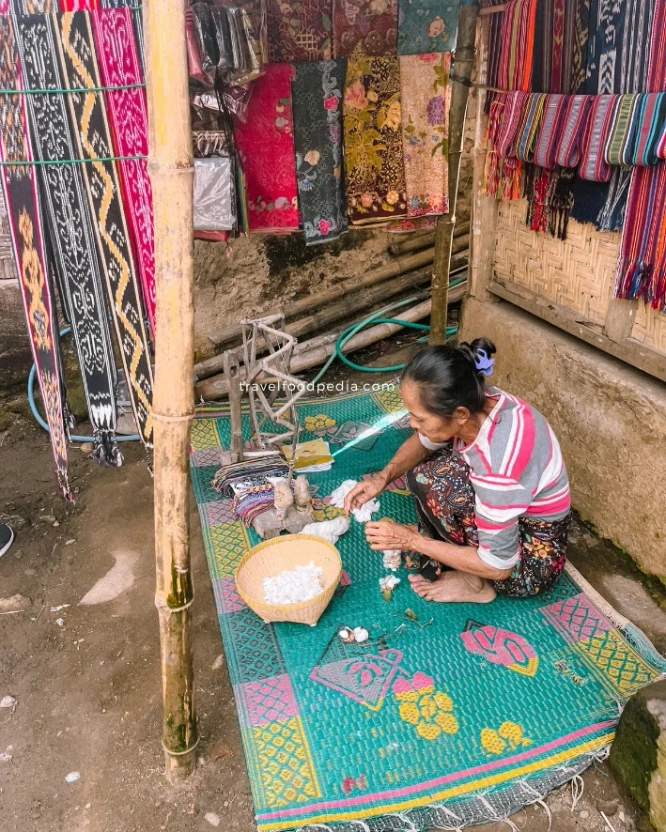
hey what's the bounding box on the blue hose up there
[28,327,140,443]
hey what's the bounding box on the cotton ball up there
[382,550,401,570]
[263,561,324,605]
[353,627,369,643]
[301,516,350,545]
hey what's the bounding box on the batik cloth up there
[407,445,571,598]
[578,95,618,181]
[194,159,237,231]
[399,52,450,218]
[333,0,398,58]
[553,94,592,168]
[48,11,155,447]
[267,0,333,62]
[92,6,156,337]
[615,0,666,309]
[343,55,407,224]
[396,0,459,55]
[15,12,123,467]
[0,15,71,498]
[292,59,347,244]
[233,63,300,232]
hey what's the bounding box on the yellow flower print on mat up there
[481,721,532,756]
[393,672,458,741]
[304,414,336,432]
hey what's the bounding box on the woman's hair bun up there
[458,337,496,377]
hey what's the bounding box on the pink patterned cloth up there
[92,8,156,335]
[233,63,300,232]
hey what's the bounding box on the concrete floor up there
[1,340,665,832]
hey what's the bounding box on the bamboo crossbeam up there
[388,223,469,256]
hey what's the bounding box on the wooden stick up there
[146,0,198,781]
[429,2,479,343]
[478,4,506,15]
[388,223,469,256]
[195,280,468,400]
[194,251,469,381]
[223,351,243,462]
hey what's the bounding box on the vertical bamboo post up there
[429,1,480,343]
[145,0,198,780]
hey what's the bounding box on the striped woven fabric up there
[615,0,666,308]
[554,94,592,167]
[514,93,547,161]
[603,94,640,166]
[629,93,666,166]
[578,95,619,181]
[533,94,567,170]
[496,0,537,93]
[482,93,506,196]
[496,91,529,158]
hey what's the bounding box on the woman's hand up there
[343,472,388,516]
[365,520,419,551]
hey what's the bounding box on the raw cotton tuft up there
[263,562,324,605]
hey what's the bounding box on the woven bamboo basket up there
[235,534,342,626]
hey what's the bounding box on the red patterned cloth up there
[233,63,299,232]
[92,7,156,335]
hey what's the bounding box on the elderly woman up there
[344,339,571,603]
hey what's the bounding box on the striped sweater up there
[419,388,571,570]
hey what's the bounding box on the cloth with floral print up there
[397,0,459,55]
[343,55,408,224]
[233,63,299,232]
[407,443,571,598]
[292,60,348,244]
[267,0,333,62]
[386,214,437,232]
[333,0,398,58]
[400,52,451,218]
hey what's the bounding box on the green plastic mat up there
[190,387,666,832]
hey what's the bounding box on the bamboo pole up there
[429,1,479,343]
[145,0,198,780]
[388,222,469,256]
[195,280,468,400]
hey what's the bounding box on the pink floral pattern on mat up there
[542,593,614,644]
[240,675,299,726]
[233,63,300,232]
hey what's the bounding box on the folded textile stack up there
[231,482,276,525]
[212,457,290,497]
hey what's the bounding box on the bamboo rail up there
[145,0,198,780]
[388,222,469,256]
[429,1,479,343]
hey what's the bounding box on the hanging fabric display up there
[533,96,568,169]
[332,0,398,58]
[28,11,155,447]
[343,55,407,224]
[553,94,592,168]
[92,6,156,337]
[0,15,71,498]
[603,94,639,166]
[233,63,300,232]
[628,93,666,167]
[577,94,618,181]
[495,90,529,158]
[514,93,546,161]
[615,0,666,309]
[15,13,122,467]
[266,0,333,62]
[532,0,587,95]
[399,52,450,219]
[292,59,347,244]
[396,0,459,56]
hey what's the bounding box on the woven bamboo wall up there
[493,199,666,354]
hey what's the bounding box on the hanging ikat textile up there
[233,63,300,232]
[91,6,156,336]
[399,52,450,218]
[397,0,459,56]
[292,60,347,244]
[267,0,333,62]
[34,11,154,447]
[615,0,666,309]
[0,15,71,497]
[343,55,407,224]
[15,13,123,466]
[333,0,398,58]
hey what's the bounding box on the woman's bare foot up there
[408,571,497,604]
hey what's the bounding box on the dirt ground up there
[1,341,665,832]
